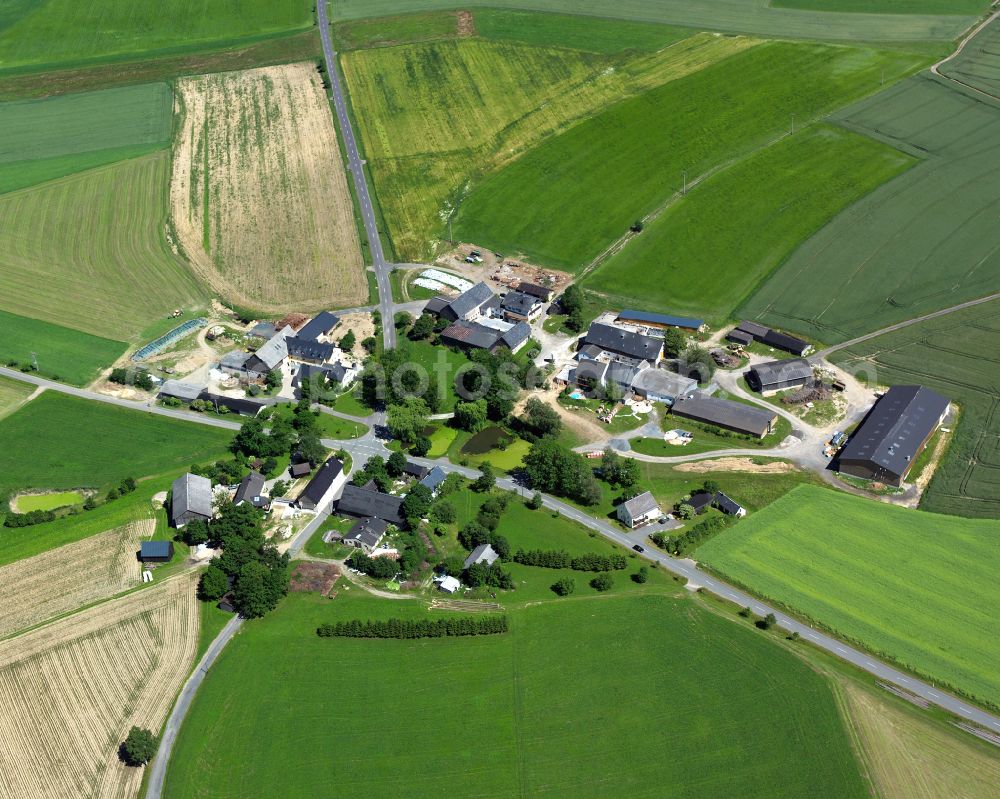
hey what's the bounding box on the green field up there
[0,82,172,193]
[831,298,1000,518]
[743,74,1000,343]
[941,15,1000,96]
[0,375,33,419]
[342,31,756,259]
[0,310,126,386]
[0,392,231,499]
[0,151,207,342]
[0,0,312,71]
[583,125,914,321]
[329,0,976,41]
[773,0,988,12]
[162,591,867,798]
[697,485,1000,709]
[454,42,925,270]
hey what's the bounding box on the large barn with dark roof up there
[837,385,949,486]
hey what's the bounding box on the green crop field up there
[0,151,208,342]
[583,125,914,322]
[0,310,126,386]
[0,82,172,193]
[162,591,867,798]
[941,15,1000,96]
[0,0,312,71]
[454,42,925,270]
[773,0,988,13]
[342,32,757,259]
[0,375,33,419]
[831,298,1000,518]
[697,485,1000,709]
[0,391,231,500]
[329,0,975,41]
[743,74,1000,343]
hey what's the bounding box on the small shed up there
[139,541,174,563]
[438,575,461,594]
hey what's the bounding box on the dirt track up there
[171,64,366,313]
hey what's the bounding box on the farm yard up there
[583,125,914,321]
[0,82,173,194]
[695,485,1000,709]
[0,573,199,799]
[743,74,1000,343]
[162,592,868,799]
[0,0,312,71]
[0,516,151,639]
[831,298,1000,518]
[341,31,757,259]
[171,64,366,313]
[327,0,977,41]
[453,42,926,269]
[0,151,208,342]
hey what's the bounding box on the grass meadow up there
[0,375,33,419]
[328,0,974,41]
[743,74,1000,343]
[0,0,312,71]
[0,392,231,500]
[341,32,755,259]
[0,151,207,342]
[696,485,1000,709]
[583,125,914,322]
[831,298,1000,519]
[454,42,925,270]
[162,591,868,798]
[0,82,172,193]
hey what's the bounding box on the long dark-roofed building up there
[616,310,704,332]
[297,457,345,511]
[746,358,813,394]
[336,484,405,526]
[296,311,340,342]
[583,322,662,362]
[287,337,336,364]
[199,391,264,417]
[837,385,949,486]
[670,394,778,439]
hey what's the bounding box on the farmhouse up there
[837,385,949,486]
[671,395,777,439]
[342,517,388,554]
[583,322,662,363]
[517,282,554,302]
[463,543,500,570]
[730,321,812,356]
[440,319,531,354]
[714,492,746,517]
[746,358,814,394]
[336,484,405,526]
[630,369,698,404]
[501,290,542,322]
[286,337,336,365]
[170,473,213,528]
[296,311,340,342]
[616,310,704,332]
[245,326,294,378]
[419,466,447,495]
[139,541,174,563]
[296,457,346,511]
[436,281,497,322]
[686,492,715,515]
[617,491,661,528]
[234,472,269,509]
[295,362,355,394]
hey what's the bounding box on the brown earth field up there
[0,572,199,799]
[171,63,365,314]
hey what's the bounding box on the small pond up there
[461,426,513,454]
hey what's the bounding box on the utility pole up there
[682,170,688,196]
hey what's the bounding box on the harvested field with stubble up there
[0,517,152,639]
[171,64,365,313]
[0,572,199,799]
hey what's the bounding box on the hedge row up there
[316,616,508,639]
[513,549,627,572]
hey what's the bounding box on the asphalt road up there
[316,0,396,351]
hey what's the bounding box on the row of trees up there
[512,549,628,572]
[316,615,508,639]
[109,367,154,391]
[195,503,290,619]
[522,439,601,506]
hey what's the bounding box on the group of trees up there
[351,454,393,492]
[465,561,514,589]
[3,508,56,528]
[194,503,290,619]
[600,449,639,490]
[558,285,585,332]
[230,400,327,470]
[347,550,398,579]
[109,367,154,391]
[516,397,562,440]
[317,615,508,639]
[522,439,601,506]
[512,549,627,572]
[387,396,432,450]
[407,312,440,341]
[454,398,488,433]
[650,514,733,557]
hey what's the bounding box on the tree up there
[409,313,435,340]
[265,368,282,392]
[133,372,154,391]
[394,311,413,329]
[551,578,575,596]
[199,564,229,601]
[387,450,407,477]
[566,305,584,333]
[412,436,431,457]
[230,418,269,457]
[472,463,496,493]
[521,397,561,438]
[181,518,210,546]
[560,284,583,315]
[430,501,456,524]
[526,491,543,510]
[109,367,129,385]
[340,329,356,351]
[739,606,753,618]
[600,448,639,489]
[676,503,695,520]
[454,399,488,433]
[590,573,614,592]
[523,439,601,506]
[233,555,289,619]
[297,432,326,467]
[629,219,644,233]
[362,336,377,354]
[120,727,158,766]
[271,479,290,498]
[663,328,688,359]
[632,567,649,584]
[702,479,720,495]
[401,484,433,526]
[681,344,715,385]
[760,613,777,631]
[387,397,430,446]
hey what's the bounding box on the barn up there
[746,358,814,394]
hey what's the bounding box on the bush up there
[526,491,543,510]
[590,573,614,592]
[3,509,56,528]
[632,567,649,584]
[551,578,575,596]
[119,727,158,766]
[430,501,456,524]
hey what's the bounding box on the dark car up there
[632,544,644,553]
